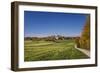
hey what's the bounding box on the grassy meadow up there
[24,39,89,61]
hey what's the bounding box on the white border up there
[18,5,96,68]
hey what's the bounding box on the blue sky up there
[24,11,87,37]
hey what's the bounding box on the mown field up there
[24,39,89,61]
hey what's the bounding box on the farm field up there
[24,39,89,61]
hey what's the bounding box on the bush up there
[75,38,80,48]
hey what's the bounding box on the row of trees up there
[25,35,78,42]
[75,15,90,50]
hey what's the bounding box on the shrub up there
[75,37,80,48]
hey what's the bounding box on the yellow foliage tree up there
[79,15,90,50]
[75,15,90,50]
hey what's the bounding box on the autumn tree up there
[76,15,90,50]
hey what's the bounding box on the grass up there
[24,39,89,61]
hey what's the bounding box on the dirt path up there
[75,45,90,57]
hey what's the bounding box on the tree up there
[80,15,90,50]
[76,15,90,50]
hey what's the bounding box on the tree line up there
[25,35,78,42]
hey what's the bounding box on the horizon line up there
[24,35,80,38]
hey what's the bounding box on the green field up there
[24,39,89,61]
